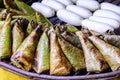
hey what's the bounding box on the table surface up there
[0,68,29,80]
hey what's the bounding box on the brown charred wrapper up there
[89,36,120,71]
[33,28,50,74]
[11,24,43,71]
[12,21,25,54]
[58,35,86,72]
[50,31,72,76]
[76,31,109,73]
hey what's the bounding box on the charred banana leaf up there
[0,13,12,59]
[61,31,82,49]
[12,21,24,54]
[89,36,120,71]
[33,28,50,73]
[50,31,72,76]
[0,9,8,20]
[11,24,42,71]
[58,36,86,72]
[26,20,36,36]
[14,0,35,15]
[3,0,18,9]
[100,35,120,48]
[76,31,108,73]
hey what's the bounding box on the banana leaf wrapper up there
[3,0,18,9]
[12,21,24,54]
[8,8,24,15]
[65,24,79,33]
[0,9,8,20]
[50,31,72,76]
[14,18,29,33]
[12,15,36,22]
[0,21,4,30]
[58,36,86,72]
[61,31,82,49]
[76,31,108,73]
[100,35,120,49]
[35,12,52,30]
[0,13,12,59]
[89,36,120,71]
[33,28,50,73]
[11,24,42,71]
[26,20,36,36]
[14,0,35,15]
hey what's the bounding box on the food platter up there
[0,0,120,79]
[0,61,120,79]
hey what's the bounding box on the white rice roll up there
[57,9,83,26]
[93,9,120,23]
[66,5,92,18]
[81,19,114,33]
[41,0,65,11]
[76,0,99,11]
[89,16,120,29]
[101,2,120,15]
[31,2,55,17]
[56,0,73,6]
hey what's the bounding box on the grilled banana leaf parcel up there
[100,35,120,48]
[0,13,12,59]
[33,28,50,74]
[76,31,108,73]
[89,36,120,71]
[58,36,86,72]
[50,31,72,76]
[11,24,42,71]
[12,21,24,53]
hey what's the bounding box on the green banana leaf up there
[11,24,42,71]
[14,0,35,15]
[65,24,79,33]
[35,12,52,30]
[50,31,72,76]
[0,13,12,59]
[33,28,50,73]
[58,35,85,72]
[12,21,24,53]
[26,20,36,36]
